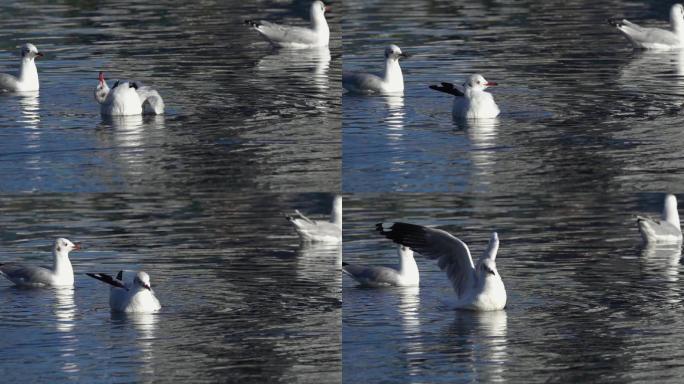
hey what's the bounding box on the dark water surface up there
[343,192,684,383]
[343,0,684,192]
[0,193,340,383]
[0,0,340,192]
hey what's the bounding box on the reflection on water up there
[343,192,684,383]
[383,94,405,135]
[0,1,340,192]
[258,47,332,97]
[0,193,340,383]
[54,287,79,376]
[343,0,684,192]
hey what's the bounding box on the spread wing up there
[377,222,476,298]
[136,86,164,114]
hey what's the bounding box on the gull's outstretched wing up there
[377,222,476,298]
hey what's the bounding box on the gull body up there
[245,1,330,49]
[287,195,341,243]
[95,72,164,116]
[378,223,506,311]
[637,194,683,244]
[0,43,43,92]
[343,45,408,94]
[87,270,161,313]
[431,74,500,119]
[343,245,419,287]
[609,4,684,50]
[0,238,81,287]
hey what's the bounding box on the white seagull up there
[637,194,683,244]
[0,43,43,92]
[342,245,419,287]
[342,45,408,94]
[609,4,684,50]
[287,195,341,243]
[0,238,81,288]
[94,71,165,116]
[430,74,500,119]
[245,1,330,49]
[87,270,161,313]
[377,223,506,311]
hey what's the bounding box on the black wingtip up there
[244,19,260,28]
[116,270,123,280]
[429,82,464,97]
[342,262,349,266]
[607,17,622,27]
[286,215,294,222]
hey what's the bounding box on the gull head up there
[311,1,329,18]
[671,4,684,24]
[54,238,81,255]
[385,44,409,61]
[465,74,497,91]
[21,43,42,60]
[134,271,153,291]
[94,71,110,103]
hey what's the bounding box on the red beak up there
[73,242,82,251]
[143,284,151,291]
[485,82,498,86]
[98,71,105,82]
[35,52,43,58]
[325,5,331,12]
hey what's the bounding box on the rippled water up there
[0,1,341,192]
[342,0,684,192]
[343,192,684,383]
[0,193,340,383]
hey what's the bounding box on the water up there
[0,1,341,192]
[342,192,684,383]
[0,193,341,383]
[342,0,684,192]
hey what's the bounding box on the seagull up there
[86,270,161,313]
[94,71,165,116]
[245,1,330,49]
[287,195,341,243]
[0,43,43,92]
[342,245,419,287]
[377,222,506,311]
[342,45,408,94]
[637,194,683,244]
[430,74,500,119]
[0,238,81,287]
[608,3,684,49]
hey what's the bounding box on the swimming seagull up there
[377,222,506,311]
[86,270,161,313]
[342,245,419,287]
[95,71,165,116]
[342,45,409,94]
[0,43,43,92]
[637,194,683,244]
[430,74,500,119]
[287,195,341,243]
[245,1,330,49]
[0,238,81,287]
[608,4,684,49]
